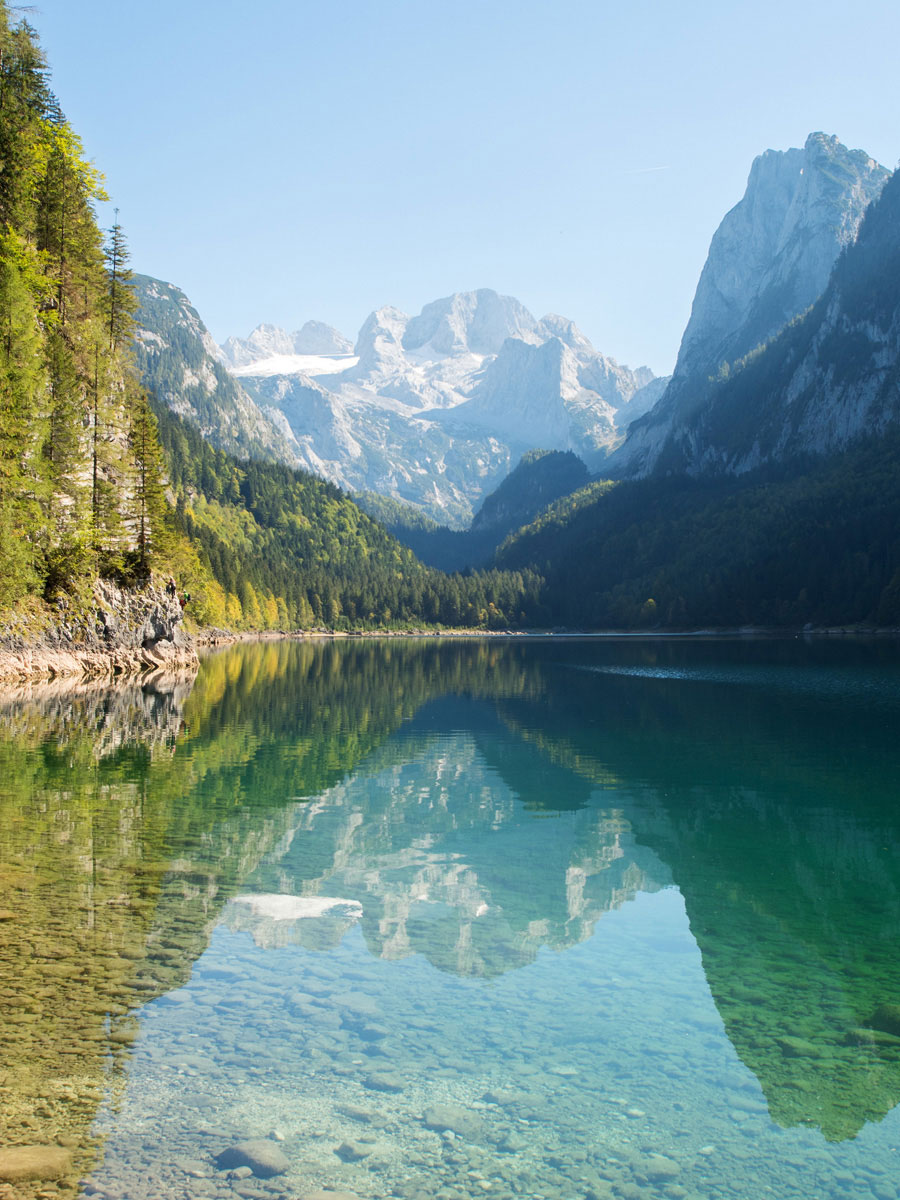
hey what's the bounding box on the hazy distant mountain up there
[613,133,889,477]
[219,320,353,368]
[225,289,661,524]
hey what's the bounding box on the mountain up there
[224,289,660,525]
[130,280,547,631]
[219,320,353,367]
[154,401,543,631]
[647,164,900,476]
[470,448,591,537]
[494,157,900,630]
[132,275,304,466]
[613,133,889,477]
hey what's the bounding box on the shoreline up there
[195,623,900,643]
[3,614,899,690]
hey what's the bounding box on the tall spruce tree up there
[104,210,136,353]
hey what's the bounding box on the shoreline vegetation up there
[1,577,897,688]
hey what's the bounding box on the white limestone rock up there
[613,132,889,478]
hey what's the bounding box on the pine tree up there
[104,210,136,353]
[128,390,168,575]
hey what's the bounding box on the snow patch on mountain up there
[231,353,359,378]
[220,320,353,368]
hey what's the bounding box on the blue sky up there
[32,0,899,374]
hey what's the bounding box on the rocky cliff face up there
[132,276,304,466]
[650,166,900,476]
[0,580,197,684]
[613,133,889,477]
[227,289,660,524]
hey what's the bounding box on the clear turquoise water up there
[3,637,900,1200]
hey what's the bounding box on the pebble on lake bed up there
[335,1140,374,1162]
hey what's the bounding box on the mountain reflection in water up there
[2,637,900,1198]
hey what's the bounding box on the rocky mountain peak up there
[536,314,594,354]
[197,287,658,524]
[293,320,353,355]
[401,289,539,357]
[611,132,889,478]
[219,320,352,369]
[351,305,411,374]
[673,131,888,385]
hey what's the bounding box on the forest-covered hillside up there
[497,439,900,628]
[155,401,542,630]
[358,450,592,572]
[495,167,900,629]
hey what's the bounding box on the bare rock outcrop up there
[0,580,198,685]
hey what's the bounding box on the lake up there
[2,636,900,1200]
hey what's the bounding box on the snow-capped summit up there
[401,289,539,357]
[219,290,662,524]
[219,320,353,369]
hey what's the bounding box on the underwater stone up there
[333,991,381,1017]
[214,1139,289,1178]
[0,1144,72,1181]
[335,1141,374,1162]
[337,1104,390,1127]
[364,1072,404,1093]
[301,1193,365,1200]
[423,1104,484,1140]
[495,1130,527,1153]
[641,1153,681,1181]
[777,1036,825,1058]
[847,1026,900,1047]
[868,1004,900,1036]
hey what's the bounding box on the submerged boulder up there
[0,1144,72,1182]
[215,1138,289,1178]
